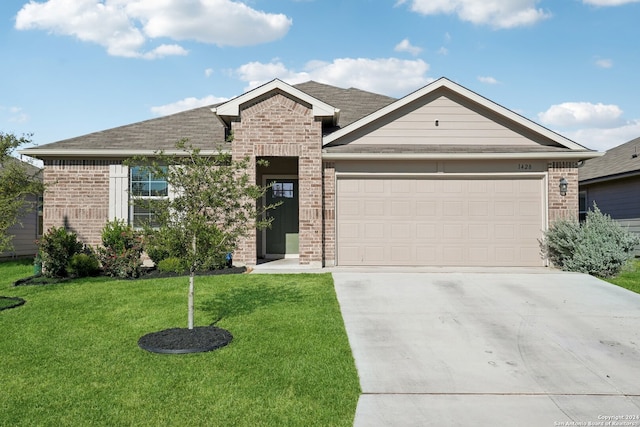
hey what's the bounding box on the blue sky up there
[1,0,640,154]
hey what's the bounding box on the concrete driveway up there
[333,270,640,426]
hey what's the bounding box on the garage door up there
[336,176,545,266]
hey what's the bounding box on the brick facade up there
[548,161,579,223]
[231,93,324,266]
[43,160,113,247]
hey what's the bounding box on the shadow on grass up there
[200,284,304,323]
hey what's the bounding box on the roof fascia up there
[212,79,340,124]
[322,151,604,161]
[322,77,589,152]
[579,169,640,185]
[18,148,227,158]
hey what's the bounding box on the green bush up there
[97,220,143,279]
[67,252,100,278]
[39,227,84,278]
[143,224,229,271]
[542,204,640,277]
[142,225,190,265]
[157,257,187,274]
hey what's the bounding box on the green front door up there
[266,179,299,256]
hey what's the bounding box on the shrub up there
[541,204,640,277]
[143,224,229,271]
[157,257,187,274]
[39,227,84,278]
[67,252,100,278]
[97,220,143,279]
[142,225,190,265]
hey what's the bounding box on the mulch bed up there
[13,266,247,287]
[0,296,26,311]
[138,326,233,354]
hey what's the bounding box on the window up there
[272,182,294,198]
[579,191,587,223]
[130,166,168,227]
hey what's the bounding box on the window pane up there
[150,182,168,197]
[131,182,149,197]
[131,167,149,182]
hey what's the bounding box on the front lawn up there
[0,260,360,426]
[605,259,640,294]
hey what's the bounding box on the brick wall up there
[43,160,114,247]
[322,162,336,266]
[548,161,579,223]
[231,93,323,266]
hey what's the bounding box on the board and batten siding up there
[109,164,129,222]
[583,177,640,256]
[344,94,545,147]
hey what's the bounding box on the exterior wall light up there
[559,177,568,196]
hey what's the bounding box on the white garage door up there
[336,176,545,267]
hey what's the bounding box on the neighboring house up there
[579,136,640,256]
[0,158,42,259]
[21,77,599,267]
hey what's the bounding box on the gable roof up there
[579,136,640,184]
[20,81,393,159]
[323,77,596,158]
[213,79,341,127]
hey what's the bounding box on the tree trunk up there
[188,234,196,330]
[188,272,194,330]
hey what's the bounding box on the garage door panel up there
[337,176,544,267]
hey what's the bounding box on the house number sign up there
[518,163,533,170]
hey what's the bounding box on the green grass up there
[0,261,360,426]
[605,259,640,294]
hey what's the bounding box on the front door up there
[265,178,299,257]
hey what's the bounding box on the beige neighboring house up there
[0,157,42,259]
[579,136,640,255]
[21,77,600,267]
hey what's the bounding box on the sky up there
[2,0,640,155]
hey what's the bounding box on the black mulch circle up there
[0,296,26,311]
[138,326,233,354]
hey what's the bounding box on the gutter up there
[321,151,604,161]
[18,148,228,158]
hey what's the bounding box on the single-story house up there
[21,77,600,267]
[0,157,42,259]
[579,136,640,255]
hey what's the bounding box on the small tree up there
[131,140,278,329]
[0,132,44,253]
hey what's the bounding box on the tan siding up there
[348,95,541,146]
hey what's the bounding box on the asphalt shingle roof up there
[579,136,640,183]
[28,81,396,154]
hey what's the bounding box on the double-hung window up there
[130,166,168,227]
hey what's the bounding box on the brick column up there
[548,161,579,223]
[322,161,336,266]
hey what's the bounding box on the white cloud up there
[205,68,214,78]
[594,58,613,68]
[401,0,551,29]
[563,121,640,152]
[15,0,292,59]
[478,76,499,84]
[0,106,30,124]
[538,102,624,128]
[236,57,431,96]
[582,0,640,5]
[394,38,423,56]
[151,95,229,116]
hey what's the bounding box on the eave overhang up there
[19,148,227,159]
[322,151,604,161]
